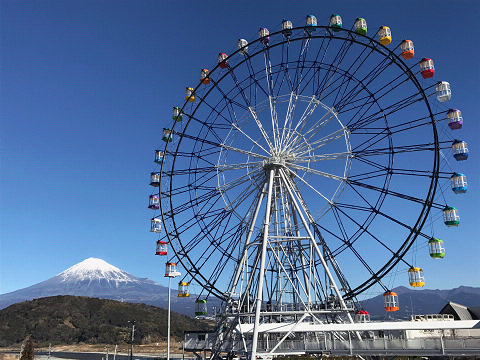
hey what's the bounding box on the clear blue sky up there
[1,0,479,298]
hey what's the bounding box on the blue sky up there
[1,0,479,299]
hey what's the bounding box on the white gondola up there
[436,81,451,102]
[165,262,181,277]
[151,218,162,233]
[238,39,248,55]
[281,19,293,37]
[150,172,160,187]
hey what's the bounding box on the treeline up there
[0,295,212,346]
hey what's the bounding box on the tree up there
[20,336,34,360]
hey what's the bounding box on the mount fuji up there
[0,258,196,316]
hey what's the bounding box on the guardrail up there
[184,337,480,356]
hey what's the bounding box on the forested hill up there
[0,295,212,347]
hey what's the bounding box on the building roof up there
[468,306,480,320]
[439,301,478,320]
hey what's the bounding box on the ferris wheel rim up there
[158,23,440,301]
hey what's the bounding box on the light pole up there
[165,262,181,360]
[128,319,135,360]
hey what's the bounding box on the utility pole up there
[129,319,135,360]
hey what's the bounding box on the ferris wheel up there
[149,14,468,323]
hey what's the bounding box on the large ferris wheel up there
[149,14,468,357]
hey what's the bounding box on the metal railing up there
[184,336,480,356]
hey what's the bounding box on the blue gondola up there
[451,173,467,194]
[452,139,468,161]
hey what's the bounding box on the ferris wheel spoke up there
[229,119,272,155]
[262,47,282,150]
[291,152,353,163]
[352,142,437,158]
[329,204,409,265]
[286,167,336,205]
[280,94,324,151]
[222,177,265,213]
[291,36,312,93]
[346,92,422,130]
[328,207,381,284]
[293,126,349,156]
[215,161,264,172]
[244,55,270,101]
[207,80,251,114]
[217,167,264,193]
[279,92,298,149]
[247,106,275,152]
[179,211,240,254]
[347,180,436,207]
[219,142,270,160]
[313,36,356,102]
[334,61,409,113]
[349,117,433,137]
[288,163,346,182]
[285,111,339,154]
[164,185,220,218]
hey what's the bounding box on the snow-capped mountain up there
[57,258,142,287]
[0,258,197,316]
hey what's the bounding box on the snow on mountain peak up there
[57,258,137,285]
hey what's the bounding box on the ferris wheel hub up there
[262,156,286,169]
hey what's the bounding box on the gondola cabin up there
[305,15,317,32]
[447,109,463,130]
[151,218,162,233]
[218,53,228,69]
[400,39,414,60]
[383,291,399,312]
[172,107,183,122]
[148,195,160,210]
[443,206,460,227]
[165,262,181,277]
[436,81,451,102]
[428,238,445,259]
[451,172,467,194]
[238,39,248,55]
[354,18,367,35]
[259,28,270,45]
[162,128,173,142]
[408,267,425,287]
[452,139,468,161]
[154,150,164,164]
[354,310,370,323]
[178,282,190,297]
[378,26,392,45]
[195,299,208,316]
[155,240,167,255]
[150,172,160,187]
[200,69,210,85]
[420,58,435,78]
[282,20,293,37]
[185,87,195,102]
[329,14,342,32]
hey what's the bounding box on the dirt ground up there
[0,341,184,358]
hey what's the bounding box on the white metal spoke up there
[288,163,347,182]
[230,121,271,156]
[219,141,270,160]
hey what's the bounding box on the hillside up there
[0,258,221,317]
[362,285,480,319]
[0,295,213,347]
